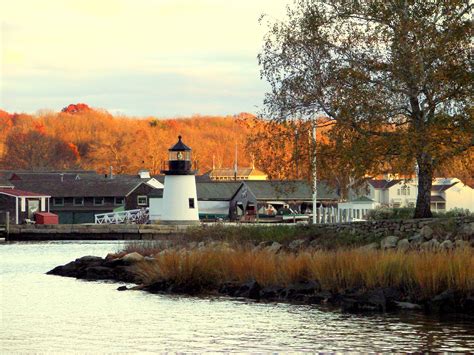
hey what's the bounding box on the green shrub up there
[367,207,415,220]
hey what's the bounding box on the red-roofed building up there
[0,188,51,225]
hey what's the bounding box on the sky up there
[0,0,289,117]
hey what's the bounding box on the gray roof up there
[368,179,402,189]
[242,180,338,201]
[197,182,242,200]
[10,179,147,198]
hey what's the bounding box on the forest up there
[1,104,472,193]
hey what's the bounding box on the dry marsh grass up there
[132,248,474,298]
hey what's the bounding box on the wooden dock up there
[5,224,192,241]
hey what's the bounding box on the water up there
[1,241,473,352]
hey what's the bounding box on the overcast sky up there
[1,0,289,117]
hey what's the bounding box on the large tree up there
[259,0,473,218]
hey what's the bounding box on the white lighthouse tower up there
[160,136,199,224]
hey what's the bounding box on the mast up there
[312,121,317,224]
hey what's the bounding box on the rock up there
[408,234,422,246]
[146,280,172,293]
[265,242,282,254]
[218,281,242,297]
[396,239,410,252]
[84,266,114,280]
[358,242,379,251]
[440,240,454,251]
[380,236,398,250]
[394,301,422,310]
[236,280,261,300]
[454,239,470,249]
[288,239,306,252]
[117,286,128,291]
[75,256,103,264]
[458,222,474,237]
[420,239,440,251]
[260,285,284,300]
[121,252,144,263]
[283,280,321,300]
[428,290,457,313]
[341,289,387,312]
[420,225,434,240]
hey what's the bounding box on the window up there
[93,197,104,206]
[53,197,64,206]
[73,197,84,206]
[189,198,195,209]
[397,189,401,195]
[137,195,148,206]
[115,197,124,205]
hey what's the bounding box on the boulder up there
[282,280,321,300]
[440,240,454,251]
[427,290,458,313]
[408,234,423,246]
[394,301,422,310]
[396,239,410,252]
[380,236,398,250]
[84,266,114,280]
[421,239,440,251]
[117,286,128,291]
[358,242,379,252]
[454,239,470,249]
[121,252,144,263]
[458,222,474,237]
[265,242,282,254]
[236,280,262,300]
[288,239,307,252]
[420,225,434,240]
[260,285,284,300]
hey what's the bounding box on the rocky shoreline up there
[47,249,474,316]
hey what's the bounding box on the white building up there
[341,177,474,215]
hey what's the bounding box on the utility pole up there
[312,121,317,224]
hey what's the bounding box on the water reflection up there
[1,241,473,352]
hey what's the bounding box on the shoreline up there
[47,247,474,317]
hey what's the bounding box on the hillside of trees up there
[1,104,472,191]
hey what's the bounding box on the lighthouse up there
[160,136,199,224]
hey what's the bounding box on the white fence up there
[94,208,149,224]
[313,206,367,224]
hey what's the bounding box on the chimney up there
[109,166,113,179]
[138,169,151,179]
[60,173,64,182]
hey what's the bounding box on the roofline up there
[0,191,51,198]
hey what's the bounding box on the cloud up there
[0,0,287,115]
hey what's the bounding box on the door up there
[27,200,40,219]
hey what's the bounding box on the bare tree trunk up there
[414,153,433,218]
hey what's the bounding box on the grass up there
[130,247,474,299]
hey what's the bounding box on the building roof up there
[241,180,338,201]
[9,179,148,198]
[0,188,50,197]
[431,182,458,192]
[204,167,268,179]
[0,178,14,188]
[351,196,375,202]
[368,179,402,189]
[430,195,446,202]
[197,182,242,200]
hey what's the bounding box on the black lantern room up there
[162,135,194,175]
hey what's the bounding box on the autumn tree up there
[259,0,473,218]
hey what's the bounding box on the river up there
[1,241,473,352]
